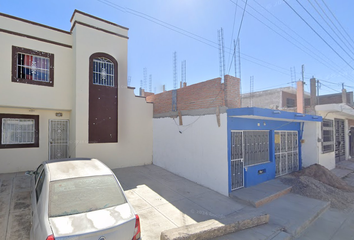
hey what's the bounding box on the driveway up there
[0,172,32,240]
[0,164,247,240]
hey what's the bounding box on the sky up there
[1,0,354,96]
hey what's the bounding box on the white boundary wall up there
[153,113,229,196]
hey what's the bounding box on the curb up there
[160,212,269,240]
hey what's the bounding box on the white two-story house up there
[0,10,153,173]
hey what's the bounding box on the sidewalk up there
[294,160,354,240]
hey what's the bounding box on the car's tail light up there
[46,235,55,240]
[132,214,141,240]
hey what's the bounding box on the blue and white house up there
[153,107,322,196]
[227,107,322,191]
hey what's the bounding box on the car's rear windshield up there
[49,175,127,217]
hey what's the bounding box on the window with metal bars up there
[0,114,39,148]
[93,58,114,87]
[12,46,54,87]
[322,119,334,153]
[17,53,50,82]
[243,131,270,166]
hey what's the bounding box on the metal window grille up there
[93,58,114,87]
[275,131,299,177]
[17,53,50,82]
[243,131,269,166]
[322,119,334,153]
[231,131,244,190]
[1,118,35,144]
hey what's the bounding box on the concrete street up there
[1,163,354,239]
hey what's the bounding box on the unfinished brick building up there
[145,75,241,117]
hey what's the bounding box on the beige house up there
[0,10,153,173]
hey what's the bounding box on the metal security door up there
[335,119,345,163]
[49,120,69,160]
[231,131,244,190]
[275,131,298,177]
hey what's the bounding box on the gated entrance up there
[49,119,69,160]
[230,131,244,190]
[335,119,345,163]
[275,131,299,177]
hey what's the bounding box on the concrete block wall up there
[146,75,241,116]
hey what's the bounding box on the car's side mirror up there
[25,171,35,176]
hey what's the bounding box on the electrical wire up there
[252,0,342,70]
[283,0,354,71]
[320,0,354,47]
[227,0,248,74]
[229,0,353,82]
[296,0,354,62]
[311,0,354,53]
[227,0,239,68]
[99,0,307,81]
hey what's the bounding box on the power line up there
[99,0,303,80]
[282,0,354,71]
[311,0,354,53]
[252,0,342,70]
[243,0,354,81]
[227,0,248,74]
[320,0,354,48]
[229,0,352,81]
[295,0,354,62]
[227,0,239,68]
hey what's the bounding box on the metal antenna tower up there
[221,28,226,83]
[149,74,152,92]
[173,52,177,89]
[140,80,143,89]
[181,60,186,83]
[301,64,305,82]
[217,30,222,79]
[250,76,254,107]
[143,68,147,90]
[128,76,131,86]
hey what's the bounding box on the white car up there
[26,158,141,240]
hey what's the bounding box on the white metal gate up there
[231,131,244,190]
[49,120,69,160]
[335,119,345,163]
[275,131,299,177]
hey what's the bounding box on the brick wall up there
[281,91,297,108]
[146,75,240,116]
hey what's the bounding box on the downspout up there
[299,122,304,170]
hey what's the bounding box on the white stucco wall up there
[153,114,229,196]
[301,122,320,168]
[71,16,153,169]
[0,20,73,110]
[0,107,71,173]
[315,111,350,170]
[0,11,153,172]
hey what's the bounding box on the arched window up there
[89,53,118,143]
[92,57,115,87]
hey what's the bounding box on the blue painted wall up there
[227,116,301,191]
